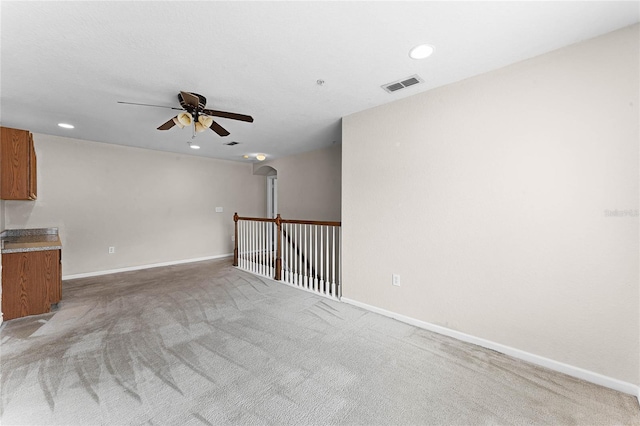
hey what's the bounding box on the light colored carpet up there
[1,258,638,425]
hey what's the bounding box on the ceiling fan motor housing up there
[179,92,207,112]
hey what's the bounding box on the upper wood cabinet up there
[1,126,37,200]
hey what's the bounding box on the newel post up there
[275,214,282,281]
[233,212,239,267]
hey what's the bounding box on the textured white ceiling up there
[1,1,638,161]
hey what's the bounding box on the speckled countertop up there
[0,228,62,253]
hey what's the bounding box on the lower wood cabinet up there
[2,250,61,320]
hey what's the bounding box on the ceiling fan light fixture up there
[198,115,213,128]
[256,154,266,161]
[176,112,193,127]
[172,116,185,129]
[195,122,208,133]
[58,123,74,129]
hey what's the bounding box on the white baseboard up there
[341,297,640,401]
[62,253,233,280]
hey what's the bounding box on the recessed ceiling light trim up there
[409,44,435,59]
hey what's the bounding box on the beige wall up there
[0,200,3,323]
[4,134,265,276]
[342,25,639,385]
[255,144,341,221]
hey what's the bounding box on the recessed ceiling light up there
[409,44,434,59]
[58,123,74,129]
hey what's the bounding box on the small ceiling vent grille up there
[224,141,240,146]
[382,74,424,93]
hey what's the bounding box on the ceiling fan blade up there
[203,109,254,123]
[209,119,230,137]
[157,117,177,130]
[117,101,183,111]
[180,91,201,109]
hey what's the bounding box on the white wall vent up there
[382,74,424,93]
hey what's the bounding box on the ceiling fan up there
[118,91,253,137]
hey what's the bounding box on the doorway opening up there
[267,175,277,219]
[254,165,278,219]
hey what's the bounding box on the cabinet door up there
[0,127,32,200]
[1,251,59,320]
[28,133,37,200]
[2,252,50,320]
[48,250,61,304]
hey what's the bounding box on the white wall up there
[254,144,341,221]
[4,134,265,276]
[342,25,639,386]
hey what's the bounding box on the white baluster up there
[325,226,330,295]
[319,225,324,293]
[303,224,307,288]
[249,221,255,272]
[294,223,299,286]
[331,226,336,297]
[241,221,246,270]
[252,221,257,274]
[246,221,250,272]
[282,223,287,282]
[314,225,318,292]
[240,221,244,270]
[268,221,273,277]
[258,221,262,276]
[262,221,266,276]
[338,226,342,297]
[238,221,242,270]
[287,223,292,283]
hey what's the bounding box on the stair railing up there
[233,213,341,298]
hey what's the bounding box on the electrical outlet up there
[392,274,400,287]
[231,235,235,242]
[108,247,115,254]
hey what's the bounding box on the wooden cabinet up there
[1,126,37,200]
[1,250,61,320]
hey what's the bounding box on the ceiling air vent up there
[224,141,240,146]
[382,74,424,93]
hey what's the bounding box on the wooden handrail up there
[234,215,277,223]
[281,219,341,227]
[234,214,340,227]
